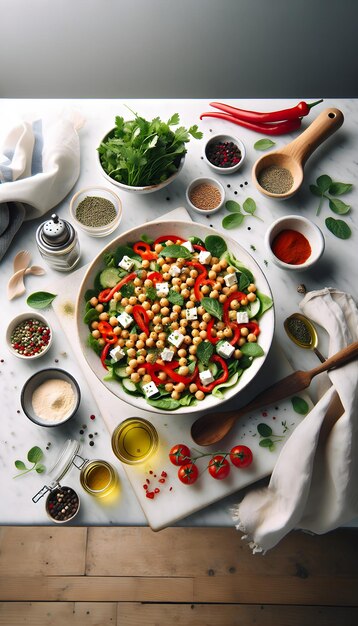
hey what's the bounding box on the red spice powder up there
[272,229,311,265]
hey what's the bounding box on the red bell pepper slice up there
[195,355,229,392]
[223,290,247,324]
[132,305,150,335]
[154,235,185,245]
[238,321,260,336]
[144,361,198,386]
[97,321,117,344]
[98,272,137,303]
[147,271,163,285]
[193,244,206,252]
[206,318,220,344]
[229,323,242,346]
[100,342,112,369]
[133,241,157,260]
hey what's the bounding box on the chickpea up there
[172,277,181,286]
[248,283,257,293]
[126,340,135,349]
[98,338,105,347]
[108,316,118,327]
[154,324,163,334]
[209,290,219,299]
[162,263,170,272]
[128,358,138,368]
[193,336,202,345]
[189,345,197,355]
[201,285,210,295]
[156,340,165,349]
[138,332,146,342]
[186,277,195,287]
[219,294,227,304]
[222,287,230,295]
[131,372,141,383]
[189,293,197,302]
[136,340,145,349]
[247,292,257,302]
[159,298,169,307]
[174,382,186,393]
[129,296,138,305]
[208,270,216,280]
[117,338,125,347]
[121,298,129,307]
[144,279,153,288]
[95,303,104,313]
[142,301,151,311]
[146,310,154,320]
[202,313,211,323]
[182,289,191,299]
[154,243,163,253]
[125,305,133,314]
[171,322,179,330]
[126,366,134,375]
[191,320,200,329]
[153,316,161,326]
[127,348,136,358]
[213,282,222,291]
[191,328,200,337]
[247,333,257,343]
[141,259,150,269]
[99,312,109,321]
[91,329,100,339]
[229,285,238,294]
[161,307,170,316]
[157,257,165,266]
[146,353,156,363]
[197,306,205,316]
[223,327,233,338]
[145,338,155,348]
[229,310,237,321]
[234,349,242,359]
[190,269,198,278]
[230,299,239,310]
[171,391,181,400]
[183,335,192,345]
[122,330,129,339]
[137,348,147,356]
[238,337,246,347]
[178,358,187,366]
[170,312,179,321]
[199,330,208,339]
[157,332,165,342]
[227,266,236,274]
[142,374,152,383]
[219,258,228,269]
[113,326,122,336]
[158,371,167,381]
[91,321,99,330]
[195,390,205,401]
[162,272,170,281]
[189,383,198,393]
[240,327,249,337]
[137,366,146,374]
[177,348,187,358]
[90,296,98,307]
[217,330,224,339]
[114,292,122,302]
[152,303,160,314]
[240,298,249,306]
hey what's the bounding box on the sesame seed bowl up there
[185,177,225,215]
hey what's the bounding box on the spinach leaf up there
[223,252,254,283]
[178,393,197,406]
[212,371,241,399]
[168,290,184,306]
[120,282,135,298]
[159,244,192,259]
[240,343,264,357]
[325,217,351,239]
[328,181,353,196]
[196,341,214,366]
[147,397,181,411]
[201,297,223,320]
[189,236,205,246]
[225,200,242,213]
[317,174,333,193]
[238,273,250,291]
[87,334,102,356]
[242,197,257,215]
[187,360,197,374]
[83,308,100,325]
[254,138,276,151]
[328,198,350,215]
[204,235,227,258]
[256,291,273,317]
[26,291,57,309]
[291,396,309,415]
[257,423,272,437]
[84,288,98,302]
[222,213,245,229]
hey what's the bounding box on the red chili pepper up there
[132,305,150,335]
[209,100,323,123]
[100,343,111,369]
[133,241,157,260]
[154,235,185,245]
[98,272,137,303]
[200,113,302,136]
[147,271,163,285]
[223,291,247,324]
[195,355,229,392]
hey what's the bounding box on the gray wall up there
[1,0,357,98]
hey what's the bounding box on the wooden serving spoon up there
[190,341,358,447]
[252,108,344,200]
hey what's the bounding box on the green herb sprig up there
[309,174,353,239]
[222,198,262,229]
[257,423,286,452]
[14,446,45,478]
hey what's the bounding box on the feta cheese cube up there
[224,272,238,287]
[169,264,181,277]
[217,341,235,359]
[186,307,198,320]
[199,369,215,385]
[156,282,169,296]
[237,311,249,324]
[161,348,174,362]
[143,381,159,398]
[109,346,125,361]
[117,312,133,329]
[182,240,194,253]
[198,250,212,265]
[118,255,134,271]
[168,331,185,348]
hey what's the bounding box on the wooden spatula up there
[190,341,358,446]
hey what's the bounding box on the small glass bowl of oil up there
[111,418,159,464]
[80,460,118,498]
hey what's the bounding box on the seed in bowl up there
[11,318,51,357]
[76,195,117,228]
[189,183,222,210]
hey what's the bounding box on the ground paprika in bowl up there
[265,215,325,270]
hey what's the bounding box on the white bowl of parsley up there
[97,111,202,194]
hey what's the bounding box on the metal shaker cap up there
[42,214,70,246]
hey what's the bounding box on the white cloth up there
[0,111,84,259]
[232,289,358,553]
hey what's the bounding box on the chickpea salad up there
[83,234,273,411]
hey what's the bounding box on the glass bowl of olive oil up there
[111,418,159,465]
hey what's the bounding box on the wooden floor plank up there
[0,528,87,576]
[0,602,117,626]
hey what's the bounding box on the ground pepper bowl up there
[69,186,122,237]
[75,219,275,415]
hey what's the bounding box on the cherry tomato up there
[178,463,199,485]
[208,455,230,480]
[169,444,191,466]
[230,445,253,468]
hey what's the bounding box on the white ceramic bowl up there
[6,312,52,360]
[21,368,81,427]
[204,134,246,175]
[75,220,274,415]
[186,177,225,215]
[265,215,325,271]
[69,186,122,237]
[98,128,185,194]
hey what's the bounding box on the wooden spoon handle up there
[309,340,358,377]
[280,108,344,167]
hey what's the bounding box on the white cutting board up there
[52,208,312,530]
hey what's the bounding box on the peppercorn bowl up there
[185,177,225,214]
[265,215,325,271]
[6,312,53,360]
[204,134,246,175]
[69,186,122,237]
[21,368,81,427]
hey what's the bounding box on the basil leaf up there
[26,291,57,309]
[201,297,223,320]
[259,438,274,449]
[158,244,192,259]
[222,213,245,229]
[83,308,100,325]
[309,184,323,197]
[14,460,27,470]
[196,340,214,366]
[240,343,264,357]
[238,273,250,291]
[328,198,351,215]
[325,217,352,239]
[189,236,205,246]
[27,446,43,464]
[225,200,242,213]
[317,174,332,193]
[204,235,227,258]
[328,182,353,196]
[242,197,256,215]
[147,397,181,410]
[35,464,46,474]
[291,396,309,415]
[146,287,158,301]
[167,290,184,306]
[254,138,276,151]
[257,423,272,437]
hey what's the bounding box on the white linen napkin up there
[0,110,84,260]
[232,288,358,553]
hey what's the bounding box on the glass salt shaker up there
[36,213,80,271]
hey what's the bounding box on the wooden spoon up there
[190,341,358,446]
[252,108,344,200]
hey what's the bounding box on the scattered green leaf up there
[242,197,257,215]
[259,438,275,450]
[240,343,264,357]
[201,297,223,320]
[291,396,309,415]
[325,217,352,239]
[204,235,227,258]
[328,198,350,215]
[328,181,352,196]
[254,138,276,151]
[222,213,245,229]
[120,282,135,298]
[145,286,158,301]
[26,291,57,309]
[225,200,242,213]
[140,233,154,244]
[158,244,192,259]
[316,174,332,193]
[257,423,273,437]
[196,341,214,366]
[167,290,184,306]
[13,446,46,478]
[14,460,26,471]
[27,446,43,464]
[222,197,261,229]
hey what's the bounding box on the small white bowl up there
[21,368,81,427]
[186,177,225,215]
[204,134,246,175]
[69,186,122,237]
[6,312,53,360]
[265,215,325,271]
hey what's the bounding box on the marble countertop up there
[1,98,357,527]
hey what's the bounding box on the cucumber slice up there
[100,267,122,288]
[121,378,138,393]
[113,364,128,378]
[240,298,261,319]
[208,362,219,377]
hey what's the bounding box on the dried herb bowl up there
[69,186,122,237]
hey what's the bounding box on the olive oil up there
[111,418,158,464]
[80,460,118,498]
